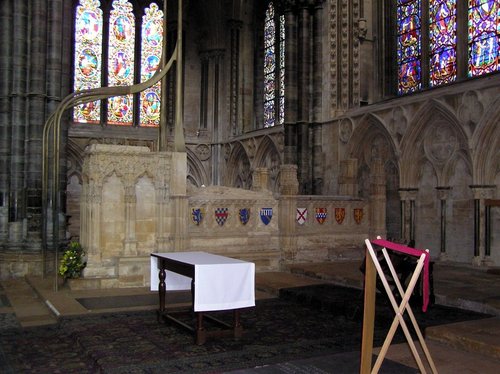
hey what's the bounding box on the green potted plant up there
[59,241,87,279]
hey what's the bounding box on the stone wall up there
[74,145,370,289]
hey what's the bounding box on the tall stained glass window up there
[263,2,285,128]
[107,0,135,125]
[397,0,422,95]
[140,3,163,127]
[396,0,499,95]
[73,0,164,127]
[73,0,103,123]
[429,1,457,86]
[468,0,500,77]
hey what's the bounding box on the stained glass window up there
[140,4,163,127]
[429,1,457,86]
[73,0,103,123]
[397,0,422,94]
[263,2,285,128]
[468,0,500,77]
[107,0,135,125]
[396,0,499,95]
[73,0,163,127]
[279,14,285,125]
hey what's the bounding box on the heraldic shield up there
[353,208,363,224]
[191,208,204,225]
[215,207,229,226]
[315,207,327,224]
[260,207,273,225]
[335,207,345,224]
[239,208,250,225]
[296,207,307,225]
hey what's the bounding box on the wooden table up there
[150,252,255,345]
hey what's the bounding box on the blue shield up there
[260,207,273,225]
[191,208,204,225]
[239,208,250,225]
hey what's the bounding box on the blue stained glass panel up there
[429,1,457,86]
[398,59,422,94]
[468,0,499,76]
[397,0,422,94]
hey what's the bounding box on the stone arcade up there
[0,0,499,284]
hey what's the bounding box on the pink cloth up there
[371,239,430,312]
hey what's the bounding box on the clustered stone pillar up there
[369,159,386,238]
[0,0,72,277]
[279,164,299,264]
[124,186,138,256]
[470,185,496,266]
[436,187,451,260]
[282,0,325,194]
[339,159,359,197]
[399,188,418,243]
[252,167,270,192]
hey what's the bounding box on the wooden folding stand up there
[360,237,438,374]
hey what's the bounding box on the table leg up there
[158,267,166,321]
[233,310,242,339]
[196,312,206,345]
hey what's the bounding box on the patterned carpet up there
[0,284,490,374]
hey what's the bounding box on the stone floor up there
[1,260,500,373]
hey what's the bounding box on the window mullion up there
[133,5,142,127]
[421,0,430,89]
[102,3,110,126]
[455,0,468,80]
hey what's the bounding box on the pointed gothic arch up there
[400,100,471,187]
[471,95,500,185]
[253,135,282,192]
[347,114,401,239]
[186,148,209,188]
[347,114,399,171]
[225,142,252,189]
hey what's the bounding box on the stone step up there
[426,317,500,361]
[1,278,58,327]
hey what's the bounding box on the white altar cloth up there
[151,252,255,312]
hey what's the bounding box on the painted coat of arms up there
[335,208,345,224]
[215,207,229,226]
[353,208,363,224]
[239,208,250,225]
[315,208,327,224]
[260,207,273,225]
[191,208,204,225]
[296,208,307,225]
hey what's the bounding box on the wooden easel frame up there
[360,237,438,374]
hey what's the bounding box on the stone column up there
[9,0,29,241]
[155,185,170,252]
[339,159,358,196]
[279,164,299,264]
[311,1,324,195]
[399,188,418,243]
[484,199,499,261]
[283,3,298,165]
[124,186,137,256]
[228,20,242,136]
[470,185,495,266]
[436,187,451,260]
[170,152,188,252]
[82,182,103,277]
[0,1,13,242]
[369,159,386,238]
[252,167,270,192]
